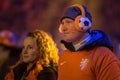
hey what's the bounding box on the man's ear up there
[59,24,63,33]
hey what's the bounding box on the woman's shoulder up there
[37,66,58,80]
[39,66,57,75]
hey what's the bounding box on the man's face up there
[22,37,39,63]
[59,18,84,42]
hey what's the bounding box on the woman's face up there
[22,37,39,63]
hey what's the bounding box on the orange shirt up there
[58,47,120,80]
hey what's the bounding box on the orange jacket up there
[5,61,57,80]
[5,61,42,80]
[58,46,120,80]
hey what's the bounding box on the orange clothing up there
[5,62,42,80]
[58,47,120,80]
[5,61,57,80]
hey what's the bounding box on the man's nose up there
[61,24,67,33]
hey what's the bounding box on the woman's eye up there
[28,46,33,49]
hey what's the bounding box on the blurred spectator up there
[0,30,21,80]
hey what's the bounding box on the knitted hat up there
[61,4,92,22]
[0,30,17,47]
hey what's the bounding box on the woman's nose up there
[22,48,27,54]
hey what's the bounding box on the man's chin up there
[64,39,72,42]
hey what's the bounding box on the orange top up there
[5,61,43,80]
[58,46,120,80]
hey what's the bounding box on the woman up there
[5,30,59,80]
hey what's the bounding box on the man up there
[58,4,120,80]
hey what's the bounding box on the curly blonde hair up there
[27,29,59,67]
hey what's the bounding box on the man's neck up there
[73,32,90,45]
[73,32,90,51]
